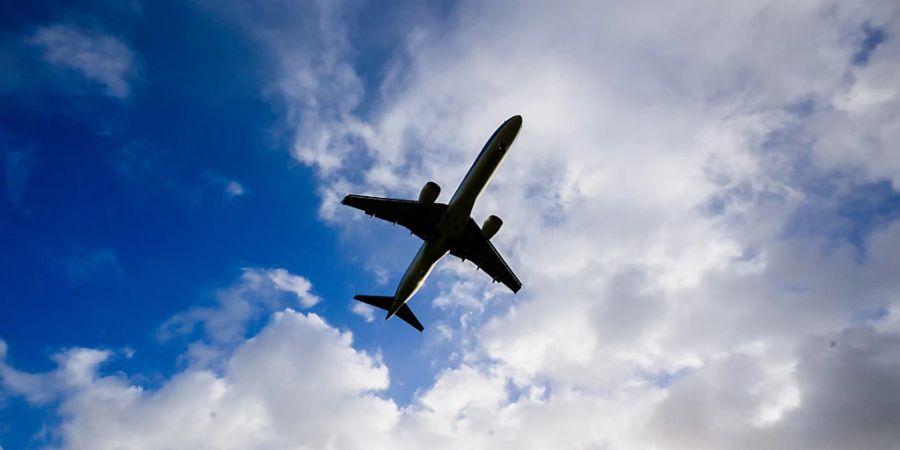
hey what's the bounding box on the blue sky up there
[2,3,483,445]
[0,1,404,445]
[2,1,900,449]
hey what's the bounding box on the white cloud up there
[3,268,900,449]
[351,301,376,322]
[0,347,113,405]
[2,310,397,450]
[225,180,245,197]
[205,173,247,198]
[264,268,319,307]
[30,24,135,99]
[157,268,320,365]
[193,0,375,218]
[810,16,900,187]
[261,0,900,447]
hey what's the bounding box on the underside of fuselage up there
[388,116,521,316]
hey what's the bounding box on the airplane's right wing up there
[449,219,523,293]
[342,194,447,240]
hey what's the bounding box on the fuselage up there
[388,115,522,317]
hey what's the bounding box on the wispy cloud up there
[30,24,135,99]
[62,247,122,282]
[265,268,319,307]
[351,302,375,322]
[0,345,112,405]
[157,268,320,366]
[115,140,248,201]
[224,180,245,197]
[206,174,247,198]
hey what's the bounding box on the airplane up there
[342,115,524,332]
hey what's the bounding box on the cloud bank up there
[261,0,900,447]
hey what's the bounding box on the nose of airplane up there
[508,115,523,128]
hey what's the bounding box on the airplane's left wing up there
[449,219,523,293]
[342,195,447,240]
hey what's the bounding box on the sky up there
[1,0,900,448]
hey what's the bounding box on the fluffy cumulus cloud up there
[260,0,900,447]
[5,0,900,448]
[30,24,136,99]
[1,309,396,450]
[157,268,321,366]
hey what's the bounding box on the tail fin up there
[353,295,424,332]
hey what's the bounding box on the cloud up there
[114,140,249,202]
[157,268,320,367]
[264,268,319,307]
[2,310,396,450]
[777,326,900,449]
[809,16,900,187]
[5,1,900,448]
[30,24,135,99]
[62,247,122,282]
[249,0,900,447]
[0,346,113,406]
[193,0,374,218]
[224,180,245,197]
[646,325,900,450]
[203,173,247,198]
[351,302,376,322]
[3,268,900,449]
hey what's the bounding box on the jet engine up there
[481,215,503,239]
[418,181,441,204]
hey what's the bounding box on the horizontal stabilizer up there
[353,295,424,332]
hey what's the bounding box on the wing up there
[341,194,447,240]
[449,219,523,293]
